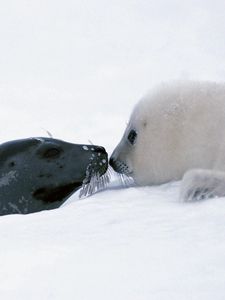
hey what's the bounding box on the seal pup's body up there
[0,137,108,216]
[110,81,225,201]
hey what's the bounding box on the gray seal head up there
[0,137,108,216]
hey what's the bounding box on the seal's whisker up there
[107,166,113,179]
[117,173,133,187]
[79,169,110,198]
[88,139,94,145]
[41,127,53,138]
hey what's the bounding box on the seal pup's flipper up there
[180,169,225,202]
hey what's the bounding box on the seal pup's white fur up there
[110,81,225,201]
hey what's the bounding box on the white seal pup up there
[110,81,225,201]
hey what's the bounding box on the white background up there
[0,0,225,299]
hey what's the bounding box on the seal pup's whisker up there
[118,173,133,187]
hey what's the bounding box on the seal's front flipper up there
[180,169,225,202]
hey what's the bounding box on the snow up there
[1,185,225,299]
[0,0,225,299]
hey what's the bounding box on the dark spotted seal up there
[0,137,108,216]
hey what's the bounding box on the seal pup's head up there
[110,96,158,186]
[0,137,108,215]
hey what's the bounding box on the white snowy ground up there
[0,0,225,299]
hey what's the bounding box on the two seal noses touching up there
[3,80,225,216]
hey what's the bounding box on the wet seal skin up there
[0,137,108,216]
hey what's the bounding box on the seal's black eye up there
[43,148,61,158]
[127,129,137,145]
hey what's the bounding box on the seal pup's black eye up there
[43,148,61,158]
[127,129,137,145]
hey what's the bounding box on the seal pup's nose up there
[109,157,115,167]
[109,156,131,175]
[109,156,120,172]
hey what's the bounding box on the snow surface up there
[0,0,225,299]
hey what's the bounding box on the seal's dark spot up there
[33,182,82,203]
[38,173,52,178]
[9,161,15,167]
[43,148,61,159]
[37,143,64,160]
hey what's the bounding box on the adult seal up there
[0,137,108,216]
[110,81,225,201]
